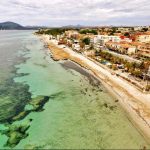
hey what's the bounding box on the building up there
[83,50,95,56]
[117,27,133,33]
[134,26,143,31]
[65,30,79,39]
[93,35,121,45]
[136,34,150,43]
[72,44,80,51]
[84,45,90,50]
[106,42,137,54]
[120,36,132,43]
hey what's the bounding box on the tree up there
[90,44,94,50]
[109,27,117,35]
[124,32,130,37]
[132,69,142,77]
[80,42,85,49]
[142,28,148,32]
[90,30,98,35]
[79,29,98,35]
[82,38,90,45]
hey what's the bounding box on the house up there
[134,26,143,31]
[106,42,137,54]
[117,27,133,33]
[84,45,90,50]
[126,46,137,54]
[72,44,80,51]
[136,34,150,43]
[65,30,79,39]
[73,39,79,44]
[93,35,121,46]
[141,53,150,59]
[120,36,132,43]
[83,50,95,56]
[138,43,150,53]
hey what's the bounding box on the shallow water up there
[0,31,149,149]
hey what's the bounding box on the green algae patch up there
[0,123,30,148]
[0,96,50,148]
[11,96,50,122]
[29,96,50,112]
[0,79,31,123]
[12,111,30,122]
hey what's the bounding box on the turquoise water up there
[0,31,149,149]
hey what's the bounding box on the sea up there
[0,30,149,149]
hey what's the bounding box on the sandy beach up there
[40,35,150,143]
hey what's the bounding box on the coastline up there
[39,34,150,144]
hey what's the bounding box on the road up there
[102,49,141,64]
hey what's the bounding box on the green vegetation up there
[29,96,50,112]
[11,96,50,122]
[82,37,90,45]
[96,51,149,78]
[36,28,68,36]
[124,32,130,37]
[0,123,30,148]
[79,29,98,35]
[142,28,148,32]
[109,27,117,35]
[0,78,31,123]
[0,96,50,148]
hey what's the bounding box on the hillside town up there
[36,26,150,91]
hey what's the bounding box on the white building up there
[136,34,150,43]
[134,26,143,31]
[90,35,121,51]
[93,35,121,46]
[65,30,79,38]
[72,44,80,51]
[127,47,137,54]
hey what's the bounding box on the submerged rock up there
[0,96,50,148]
[0,78,31,123]
[11,96,50,122]
[12,111,31,122]
[115,99,119,103]
[103,103,117,111]
[1,123,30,148]
[29,96,50,112]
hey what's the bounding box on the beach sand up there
[40,35,150,144]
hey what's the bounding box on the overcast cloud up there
[0,0,150,26]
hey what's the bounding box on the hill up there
[0,21,26,30]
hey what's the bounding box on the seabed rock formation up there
[0,96,50,148]
[0,78,31,124]
[1,123,30,148]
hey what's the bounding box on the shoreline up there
[39,34,150,144]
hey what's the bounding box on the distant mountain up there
[62,24,85,29]
[25,25,48,30]
[0,21,26,30]
[0,21,46,30]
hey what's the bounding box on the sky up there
[0,0,150,26]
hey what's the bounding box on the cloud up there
[0,0,149,26]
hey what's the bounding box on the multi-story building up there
[117,27,133,33]
[136,34,150,43]
[72,44,80,51]
[93,35,121,45]
[134,26,143,31]
[65,30,79,39]
[106,42,137,54]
